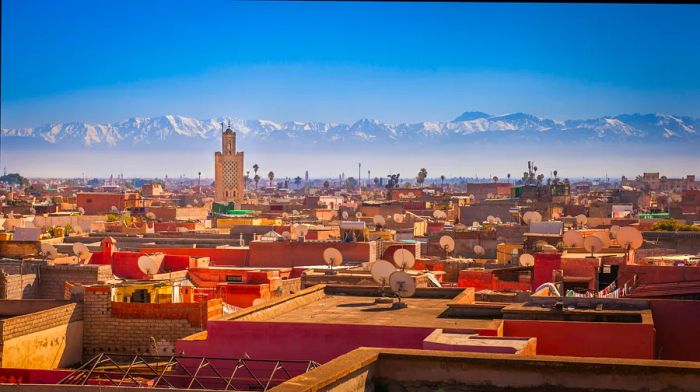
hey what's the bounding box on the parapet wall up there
[83,287,222,358]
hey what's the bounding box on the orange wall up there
[503,319,655,359]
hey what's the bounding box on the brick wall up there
[0,302,82,367]
[39,264,112,300]
[83,287,222,359]
[0,273,39,299]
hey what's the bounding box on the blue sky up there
[2,1,700,128]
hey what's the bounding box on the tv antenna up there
[562,230,584,248]
[392,248,415,270]
[388,270,416,309]
[370,260,396,303]
[322,247,343,275]
[519,253,535,267]
[583,236,604,257]
[71,242,92,264]
[439,235,455,258]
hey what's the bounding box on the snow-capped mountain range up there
[2,112,698,147]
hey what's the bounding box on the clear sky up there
[2,1,700,128]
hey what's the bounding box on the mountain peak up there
[454,111,491,122]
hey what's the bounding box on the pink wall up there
[178,321,435,363]
[650,299,700,361]
[139,247,249,266]
[248,241,373,268]
[503,319,655,359]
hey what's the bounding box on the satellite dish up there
[393,248,415,270]
[342,211,349,219]
[617,226,643,250]
[389,270,416,298]
[292,210,299,215]
[137,255,160,275]
[575,214,588,227]
[523,211,542,224]
[110,206,119,213]
[393,213,405,223]
[282,212,289,219]
[472,221,480,227]
[72,242,91,262]
[355,212,363,218]
[297,225,309,237]
[145,212,156,220]
[373,215,386,228]
[592,232,612,248]
[370,260,395,285]
[439,235,455,253]
[41,243,58,259]
[486,215,496,223]
[562,230,585,248]
[323,248,343,267]
[281,231,291,240]
[610,225,621,238]
[519,253,535,267]
[583,236,604,254]
[473,245,485,256]
[494,217,502,224]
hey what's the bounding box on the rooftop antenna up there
[616,226,643,262]
[40,243,58,259]
[562,230,585,248]
[137,255,162,276]
[583,236,604,258]
[371,260,395,303]
[322,247,343,275]
[388,270,416,309]
[392,248,415,270]
[71,242,92,264]
[439,235,455,258]
[519,253,535,267]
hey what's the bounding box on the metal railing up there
[59,353,320,391]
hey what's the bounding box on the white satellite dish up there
[523,211,542,225]
[592,232,612,248]
[355,212,363,218]
[137,255,160,275]
[292,210,299,215]
[617,226,643,250]
[110,206,119,213]
[281,231,291,240]
[72,242,91,262]
[575,214,588,227]
[371,260,395,286]
[562,230,585,248]
[519,253,535,267]
[610,225,621,238]
[298,225,309,237]
[473,245,485,256]
[439,235,455,254]
[393,248,415,270]
[323,247,343,267]
[486,215,496,223]
[389,271,416,305]
[41,243,58,259]
[472,221,480,227]
[583,236,604,255]
[342,211,349,219]
[494,217,502,224]
[282,212,289,219]
[373,215,386,228]
[393,213,404,223]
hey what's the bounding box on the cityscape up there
[1,1,700,391]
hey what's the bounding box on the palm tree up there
[253,163,259,175]
[267,171,275,188]
[416,168,428,188]
[294,176,302,189]
[254,174,261,189]
[440,175,445,189]
[245,171,250,189]
[507,173,511,183]
[493,176,498,183]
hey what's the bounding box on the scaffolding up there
[58,353,321,391]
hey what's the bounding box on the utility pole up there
[358,162,362,193]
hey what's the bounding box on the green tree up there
[345,177,358,189]
[0,173,29,187]
[254,174,261,190]
[416,168,428,188]
[267,171,275,187]
[294,176,302,189]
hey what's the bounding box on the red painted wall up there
[618,264,700,287]
[0,369,72,384]
[503,319,655,359]
[650,299,700,361]
[139,247,249,266]
[533,253,562,289]
[247,241,374,268]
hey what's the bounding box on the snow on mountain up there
[2,112,698,148]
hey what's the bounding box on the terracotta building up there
[214,122,244,204]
